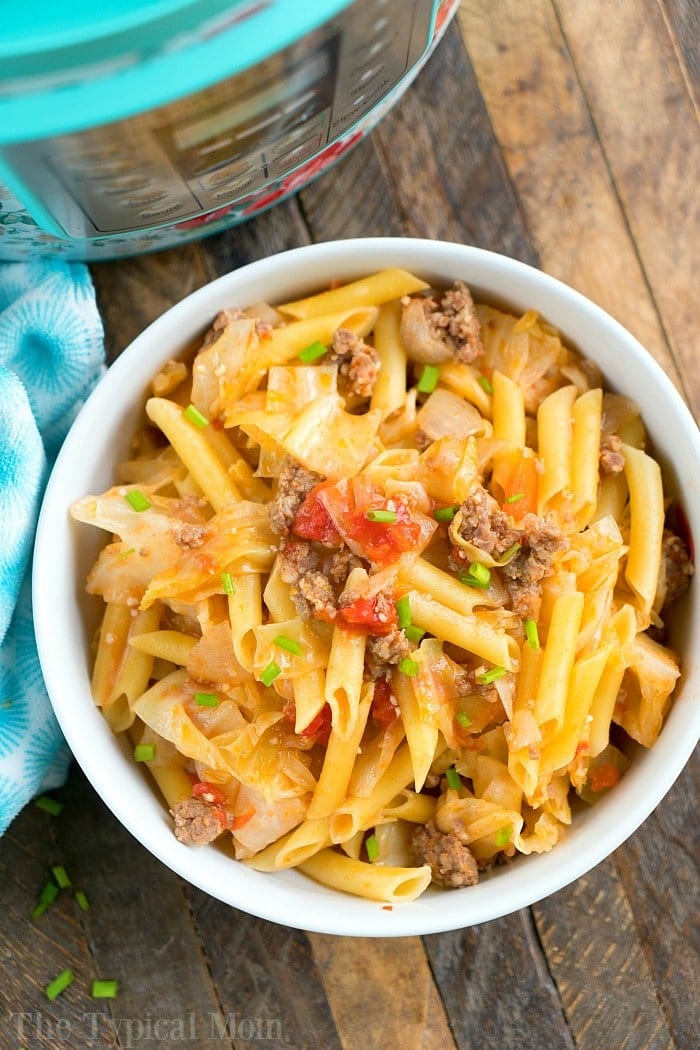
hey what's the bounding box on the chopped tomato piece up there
[588,764,621,793]
[292,483,343,545]
[283,700,332,744]
[371,678,400,728]
[192,781,227,806]
[318,476,437,567]
[339,595,398,636]
[493,450,538,521]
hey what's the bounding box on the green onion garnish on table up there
[365,508,398,523]
[125,489,151,512]
[298,340,328,363]
[51,865,71,889]
[445,766,461,790]
[365,833,379,863]
[416,364,440,393]
[74,890,90,911]
[274,635,303,656]
[34,795,64,816]
[45,969,74,1001]
[133,743,156,762]
[183,403,209,429]
[92,979,119,999]
[478,666,507,685]
[194,691,218,707]
[261,661,282,687]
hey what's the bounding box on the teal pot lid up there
[0,0,350,144]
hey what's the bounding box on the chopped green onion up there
[478,666,508,685]
[274,634,303,656]
[34,795,63,816]
[184,403,209,429]
[459,570,490,590]
[365,833,379,863]
[32,903,49,920]
[397,658,419,677]
[133,743,156,762]
[455,712,472,728]
[433,505,458,523]
[470,562,491,587]
[365,508,398,523]
[525,618,540,650]
[45,969,74,1001]
[74,890,90,911]
[194,691,218,707]
[125,489,151,512]
[221,571,236,595]
[505,492,525,504]
[403,624,426,644]
[261,661,282,687]
[445,766,461,790]
[495,825,513,848]
[118,547,136,559]
[497,541,522,563]
[298,340,328,363]
[478,375,494,395]
[39,882,60,905]
[416,364,440,394]
[51,865,71,889]
[395,595,412,629]
[92,980,119,999]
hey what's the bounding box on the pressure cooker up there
[0,0,458,260]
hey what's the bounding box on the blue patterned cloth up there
[0,261,104,834]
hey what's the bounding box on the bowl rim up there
[33,237,700,936]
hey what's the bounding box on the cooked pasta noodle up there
[72,268,691,903]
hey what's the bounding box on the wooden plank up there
[660,0,700,107]
[555,0,700,418]
[308,933,457,1050]
[55,768,232,1047]
[0,792,114,1048]
[613,751,700,1049]
[91,197,310,362]
[533,857,675,1050]
[299,134,405,239]
[187,891,341,1050]
[423,911,575,1050]
[374,22,538,263]
[457,1,686,400]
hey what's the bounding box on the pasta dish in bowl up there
[34,239,699,934]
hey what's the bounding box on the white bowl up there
[34,238,700,936]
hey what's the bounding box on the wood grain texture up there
[186,890,341,1050]
[309,934,457,1050]
[613,752,700,1049]
[660,0,700,107]
[533,857,674,1050]
[422,911,575,1050]
[457,0,685,398]
[555,0,700,418]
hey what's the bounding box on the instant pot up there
[0,0,458,260]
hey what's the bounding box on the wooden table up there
[2,3,698,1048]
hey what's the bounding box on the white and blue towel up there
[0,261,104,834]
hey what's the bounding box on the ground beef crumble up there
[172,522,208,550]
[401,281,484,365]
[268,458,323,536]
[277,539,364,622]
[599,433,625,475]
[171,799,222,846]
[201,308,272,349]
[330,328,380,398]
[660,530,694,608]
[412,820,479,888]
